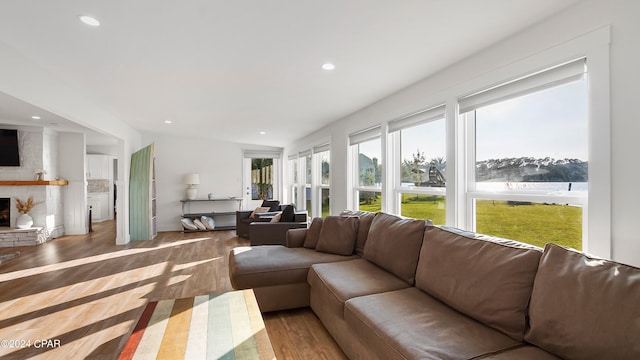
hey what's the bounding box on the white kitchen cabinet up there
[86,155,109,179]
[88,193,109,222]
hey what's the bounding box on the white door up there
[243,155,280,210]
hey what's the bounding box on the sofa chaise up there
[229,210,640,360]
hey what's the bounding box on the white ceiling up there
[0,0,582,147]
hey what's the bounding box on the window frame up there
[288,143,331,218]
[388,106,447,220]
[349,129,383,212]
[446,27,611,256]
[313,144,330,217]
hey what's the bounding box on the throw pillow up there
[250,206,271,219]
[315,216,358,256]
[280,205,295,222]
[201,216,215,230]
[303,218,324,249]
[415,226,542,341]
[341,210,377,257]
[363,212,426,285]
[180,217,198,230]
[525,243,640,359]
[193,218,207,230]
[270,213,282,222]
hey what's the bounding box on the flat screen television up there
[0,129,20,166]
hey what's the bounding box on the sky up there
[475,79,587,161]
[400,78,587,163]
[360,77,587,165]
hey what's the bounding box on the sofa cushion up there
[479,345,561,360]
[344,287,521,360]
[341,210,376,257]
[229,246,357,289]
[315,216,358,256]
[303,218,323,249]
[524,243,640,360]
[362,212,426,285]
[415,226,542,341]
[308,259,410,306]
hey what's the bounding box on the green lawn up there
[359,195,582,250]
[476,200,582,250]
[400,194,446,225]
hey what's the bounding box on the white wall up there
[86,145,119,157]
[59,132,87,235]
[142,132,248,232]
[286,0,640,266]
[0,38,142,244]
[0,127,64,237]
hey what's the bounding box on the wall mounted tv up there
[0,129,20,166]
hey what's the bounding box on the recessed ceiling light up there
[259,131,267,135]
[164,120,173,124]
[322,63,335,71]
[79,15,100,27]
[31,116,41,120]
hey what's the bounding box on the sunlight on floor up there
[0,237,213,282]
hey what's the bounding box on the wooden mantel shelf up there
[0,180,69,186]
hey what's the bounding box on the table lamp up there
[183,173,200,200]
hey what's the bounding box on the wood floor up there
[0,221,347,360]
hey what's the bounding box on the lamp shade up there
[183,173,200,185]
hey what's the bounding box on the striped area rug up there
[118,290,275,360]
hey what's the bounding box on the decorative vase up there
[16,213,33,229]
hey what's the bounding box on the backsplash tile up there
[88,179,110,193]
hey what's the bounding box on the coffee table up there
[119,289,275,359]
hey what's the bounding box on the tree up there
[401,150,426,185]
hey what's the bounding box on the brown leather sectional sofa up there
[229,210,640,359]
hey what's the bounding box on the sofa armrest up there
[286,228,308,248]
[237,210,253,221]
[249,222,308,246]
[293,211,308,222]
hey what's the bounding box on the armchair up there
[236,200,281,239]
[248,211,307,245]
[236,200,308,245]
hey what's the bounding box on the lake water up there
[401,181,588,193]
[476,181,587,193]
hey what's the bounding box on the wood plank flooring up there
[0,221,347,360]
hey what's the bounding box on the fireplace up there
[0,198,9,227]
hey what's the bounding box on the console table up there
[180,197,243,231]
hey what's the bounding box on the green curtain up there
[129,144,153,240]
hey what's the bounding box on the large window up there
[289,144,331,218]
[350,126,383,212]
[390,105,446,224]
[460,59,588,249]
[304,152,312,212]
[288,157,298,208]
[314,144,330,217]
